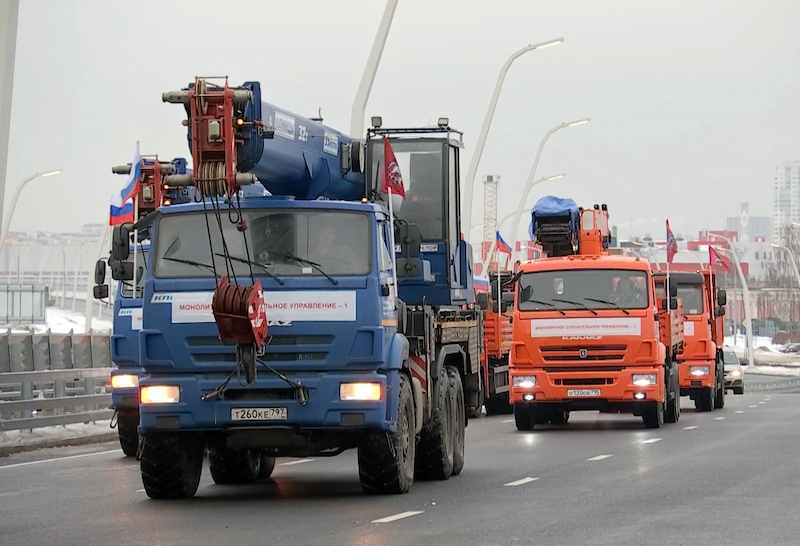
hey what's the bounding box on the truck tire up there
[550,410,569,425]
[258,453,276,479]
[514,404,534,431]
[358,373,415,494]
[415,371,454,481]
[665,378,680,423]
[116,408,140,457]
[208,447,261,485]
[140,433,204,499]
[643,399,665,429]
[448,366,465,476]
[695,388,713,412]
[714,373,725,409]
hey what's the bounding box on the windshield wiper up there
[264,248,338,286]
[584,297,630,316]
[214,253,284,285]
[524,299,566,316]
[552,298,598,316]
[162,256,216,273]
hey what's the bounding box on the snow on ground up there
[0,419,115,451]
[1,308,112,335]
[724,335,800,368]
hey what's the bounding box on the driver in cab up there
[308,219,359,269]
[613,277,644,305]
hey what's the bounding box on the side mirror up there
[111,225,131,261]
[93,284,109,300]
[395,223,421,258]
[669,282,678,298]
[111,260,134,281]
[661,298,678,311]
[94,260,106,285]
[476,293,489,310]
[520,285,533,302]
[717,289,727,306]
[715,306,726,317]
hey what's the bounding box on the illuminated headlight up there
[632,374,657,387]
[140,386,180,404]
[111,374,139,389]
[729,370,742,378]
[690,366,710,376]
[513,376,536,388]
[340,383,382,401]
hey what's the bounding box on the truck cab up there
[509,197,680,430]
[654,270,727,411]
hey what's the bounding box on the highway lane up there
[0,390,798,546]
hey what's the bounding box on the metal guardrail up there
[0,332,112,431]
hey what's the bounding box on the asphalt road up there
[1,388,798,546]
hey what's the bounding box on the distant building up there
[773,161,800,241]
[726,202,770,242]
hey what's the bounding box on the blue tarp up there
[528,196,580,239]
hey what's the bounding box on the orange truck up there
[475,271,514,415]
[654,270,728,411]
[508,197,681,430]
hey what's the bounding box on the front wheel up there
[358,373,415,494]
[514,404,534,431]
[448,367,465,476]
[643,399,665,429]
[116,408,140,457]
[208,447,261,485]
[140,433,204,499]
[665,376,681,424]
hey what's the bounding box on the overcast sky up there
[4,0,799,241]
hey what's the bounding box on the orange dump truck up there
[509,197,681,430]
[476,271,514,415]
[654,270,727,411]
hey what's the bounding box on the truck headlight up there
[111,374,139,389]
[513,376,536,388]
[140,385,180,404]
[632,374,657,387]
[690,366,710,376]
[340,383,382,401]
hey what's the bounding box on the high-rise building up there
[773,161,800,241]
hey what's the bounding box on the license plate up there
[567,389,601,397]
[231,407,287,421]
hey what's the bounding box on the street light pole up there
[508,118,590,252]
[0,170,62,263]
[709,234,754,367]
[482,174,565,270]
[462,38,564,239]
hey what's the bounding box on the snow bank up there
[0,419,115,452]
[2,308,112,335]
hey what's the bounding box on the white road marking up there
[587,454,613,461]
[683,426,698,430]
[642,438,662,444]
[714,417,725,420]
[279,458,315,466]
[749,405,758,408]
[504,477,539,487]
[136,489,145,493]
[758,402,766,405]
[502,419,514,423]
[372,511,424,524]
[734,411,745,414]
[0,449,121,470]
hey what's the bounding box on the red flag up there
[666,220,678,264]
[381,137,406,199]
[709,246,732,272]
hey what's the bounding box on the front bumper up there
[138,370,398,434]
[509,366,665,406]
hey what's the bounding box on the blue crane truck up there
[93,157,192,456]
[111,77,483,498]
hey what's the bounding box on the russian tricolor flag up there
[496,231,513,256]
[109,143,140,226]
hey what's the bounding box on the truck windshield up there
[120,250,149,298]
[517,269,650,311]
[368,139,445,241]
[152,210,371,279]
[677,284,704,315]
